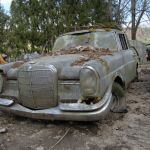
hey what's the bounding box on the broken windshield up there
[52,31,118,51]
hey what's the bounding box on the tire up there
[106,83,127,120]
[110,83,127,113]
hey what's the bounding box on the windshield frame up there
[52,31,118,51]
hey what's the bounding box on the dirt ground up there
[0,64,150,150]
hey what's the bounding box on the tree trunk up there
[131,0,147,40]
[131,0,136,40]
[108,0,113,21]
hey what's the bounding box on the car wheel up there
[110,83,127,113]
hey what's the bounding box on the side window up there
[119,34,128,50]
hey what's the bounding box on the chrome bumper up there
[0,86,113,121]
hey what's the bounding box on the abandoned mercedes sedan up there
[0,29,139,121]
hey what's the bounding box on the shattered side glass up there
[52,31,118,51]
[94,32,118,50]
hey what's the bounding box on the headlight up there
[0,74,3,93]
[80,66,99,96]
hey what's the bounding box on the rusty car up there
[0,29,139,121]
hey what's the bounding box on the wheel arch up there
[114,76,125,89]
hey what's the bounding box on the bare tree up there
[114,0,150,40]
[131,0,148,40]
[114,0,130,25]
[131,0,136,40]
[146,0,150,22]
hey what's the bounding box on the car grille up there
[18,65,57,109]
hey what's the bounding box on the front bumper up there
[0,86,113,121]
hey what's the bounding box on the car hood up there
[21,54,88,80]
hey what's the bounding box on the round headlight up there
[0,74,3,93]
[80,66,99,96]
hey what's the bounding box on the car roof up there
[61,28,122,36]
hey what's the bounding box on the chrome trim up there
[48,65,58,105]
[59,84,112,112]
[80,65,100,96]
[0,98,14,106]
[0,86,112,121]
[47,65,57,73]
[18,64,58,109]
[59,82,80,85]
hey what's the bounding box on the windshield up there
[52,31,118,51]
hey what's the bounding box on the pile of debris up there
[47,46,115,66]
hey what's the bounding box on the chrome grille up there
[18,66,57,109]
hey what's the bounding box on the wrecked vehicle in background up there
[0,29,139,121]
[129,40,147,63]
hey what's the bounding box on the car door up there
[118,34,138,84]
